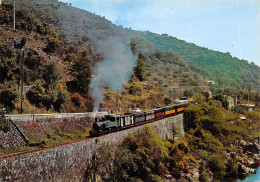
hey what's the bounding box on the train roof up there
[133,112,145,116]
[165,105,176,108]
[152,107,164,111]
[120,114,133,117]
[144,109,154,113]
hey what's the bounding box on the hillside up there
[0,1,173,113]
[132,31,260,90]
[0,1,107,113]
[1,0,260,114]
[7,0,260,92]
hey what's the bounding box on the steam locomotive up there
[90,102,187,135]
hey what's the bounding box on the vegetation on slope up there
[85,95,260,181]
[0,116,92,155]
[0,1,99,113]
[131,38,205,90]
[0,0,259,115]
[0,1,177,113]
[7,0,260,93]
[101,77,173,111]
[133,31,260,91]
[0,2,69,113]
[85,125,197,182]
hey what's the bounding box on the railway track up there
[0,114,182,160]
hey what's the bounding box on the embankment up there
[0,114,183,182]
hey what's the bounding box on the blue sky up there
[61,0,260,66]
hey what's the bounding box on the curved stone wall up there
[0,114,183,182]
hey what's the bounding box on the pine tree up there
[134,54,146,82]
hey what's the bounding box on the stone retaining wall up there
[0,116,96,148]
[0,114,183,182]
[0,121,26,148]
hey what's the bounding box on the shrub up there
[42,61,62,85]
[0,108,11,132]
[27,80,68,111]
[71,93,83,107]
[149,174,163,182]
[0,88,20,111]
[26,80,47,107]
[44,37,64,53]
[226,158,238,177]
[208,155,226,179]
[199,172,210,182]
[243,111,260,120]
[172,125,182,138]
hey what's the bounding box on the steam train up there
[90,102,187,135]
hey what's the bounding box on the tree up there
[213,93,228,110]
[0,39,16,83]
[24,50,44,70]
[0,57,16,83]
[26,80,68,111]
[67,52,92,93]
[42,61,62,85]
[183,90,193,98]
[85,143,137,182]
[0,88,20,111]
[134,55,146,82]
[26,80,47,107]
[208,155,226,179]
[0,106,11,132]
[71,93,83,107]
[164,97,171,105]
[44,37,64,53]
[46,82,68,111]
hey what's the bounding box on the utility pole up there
[248,88,250,105]
[13,0,15,31]
[20,51,24,113]
[116,89,119,111]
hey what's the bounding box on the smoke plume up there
[90,37,136,110]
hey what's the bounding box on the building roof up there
[201,90,211,93]
[241,104,255,108]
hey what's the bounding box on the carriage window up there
[108,117,116,122]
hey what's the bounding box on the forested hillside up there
[0,0,172,113]
[6,0,260,92]
[0,1,99,113]
[1,0,259,114]
[132,31,260,90]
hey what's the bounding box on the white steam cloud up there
[90,37,136,110]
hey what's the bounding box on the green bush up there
[42,61,62,85]
[199,172,210,182]
[226,157,238,177]
[243,111,260,120]
[0,88,20,111]
[208,155,226,179]
[26,80,68,112]
[149,174,163,182]
[44,37,64,53]
[0,108,11,132]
